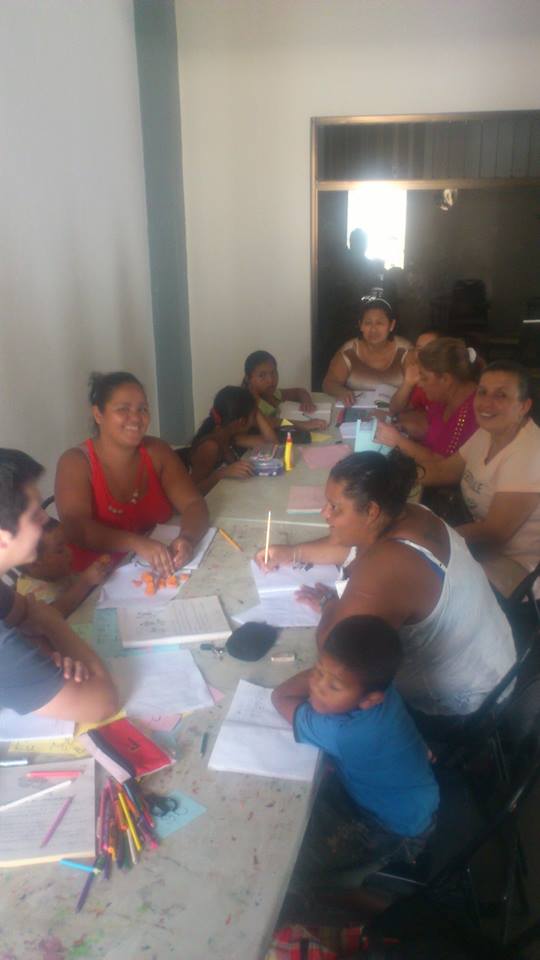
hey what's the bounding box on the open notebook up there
[0,758,95,867]
[118,595,231,648]
[209,680,319,781]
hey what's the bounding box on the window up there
[347,184,407,270]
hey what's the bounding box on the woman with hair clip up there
[256,449,515,742]
[55,371,209,577]
[322,297,411,406]
[375,337,480,462]
[184,385,276,494]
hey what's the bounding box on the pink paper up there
[300,445,350,470]
[287,486,326,513]
[209,685,225,704]
[141,713,182,732]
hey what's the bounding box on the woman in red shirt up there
[55,372,208,576]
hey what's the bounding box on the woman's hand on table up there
[52,651,90,683]
[296,583,337,614]
[375,421,401,448]
[298,391,316,413]
[135,537,176,577]
[337,387,356,407]
[220,461,254,480]
[254,544,294,571]
[169,535,195,570]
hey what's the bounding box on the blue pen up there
[59,859,101,875]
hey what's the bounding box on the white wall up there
[176,0,540,420]
[0,1,156,489]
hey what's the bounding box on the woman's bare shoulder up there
[56,446,89,473]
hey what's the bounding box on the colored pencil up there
[40,795,74,848]
[218,528,242,552]
[0,779,72,813]
[264,510,272,565]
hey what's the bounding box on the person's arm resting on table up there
[322,353,355,406]
[152,440,209,567]
[0,614,118,723]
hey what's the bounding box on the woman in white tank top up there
[255,449,516,735]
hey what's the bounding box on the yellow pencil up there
[264,510,272,565]
[117,790,142,853]
[218,527,242,552]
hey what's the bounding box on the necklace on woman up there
[106,453,145,514]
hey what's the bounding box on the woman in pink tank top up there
[55,372,208,574]
[375,338,480,463]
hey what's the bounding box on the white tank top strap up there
[391,538,447,576]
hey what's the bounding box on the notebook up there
[208,680,319,782]
[0,711,75,743]
[79,718,174,783]
[118,595,231,648]
[0,758,95,868]
[250,559,338,598]
[279,401,332,426]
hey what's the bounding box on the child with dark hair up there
[17,517,111,617]
[184,386,277,494]
[243,351,327,431]
[272,615,439,900]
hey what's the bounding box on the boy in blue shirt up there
[272,615,439,900]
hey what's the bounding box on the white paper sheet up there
[96,561,183,609]
[335,384,395,409]
[0,758,95,867]
[0,711,75,742]
[250,559,338,597]
[208,680,318,781]
[232,599,320,629]
[106,649,214,716]
[279,401,332,426]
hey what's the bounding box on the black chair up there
[330,663,540,945]
[500,562,540,654]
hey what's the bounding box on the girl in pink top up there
[376,338,480,463]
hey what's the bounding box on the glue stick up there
[284,431,293,472]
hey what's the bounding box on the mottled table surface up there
[1,510,330,960]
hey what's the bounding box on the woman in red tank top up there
[55,372,209,574]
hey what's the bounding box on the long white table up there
[0,449,338,959]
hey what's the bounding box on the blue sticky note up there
[153,791,206,840]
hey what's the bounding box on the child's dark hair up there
[0,449,43,534]
[18,517,60,571]
[325,616,402,693]
[330,450,417,520]
[192,386,256,445]
[482,361,532,403]
[242,350,277,386]
[89,371,145,411]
